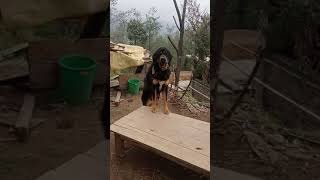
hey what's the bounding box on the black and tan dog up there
[141,47,172,114]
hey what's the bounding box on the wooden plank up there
[111,124,209,175]
[110,80,119,88]
[115,117,209,156]
[14,94,35,142]
[189,86,210,100]
[134,107,210,132]
[0,118,15,126]
[0,55,29,82]
[110,106,210,175]
[0,43,29,61]
[30,118,45,129]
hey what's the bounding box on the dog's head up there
[152,47,172,71]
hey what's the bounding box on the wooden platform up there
[110,106,210,176]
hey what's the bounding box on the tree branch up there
[223,48,263,120]
[173,0,182,23]
[173,16,181,31]
[167,36,178,53]
[181,0,187,25]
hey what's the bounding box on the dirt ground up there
[214,95,320,180]
[110,89,209,180]
[0,84,105,180]
[214,29,320,180]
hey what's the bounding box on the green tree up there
[185,0,210,80]
[144,7,162,50]
[110,8,138,43]
[127,19,147,46]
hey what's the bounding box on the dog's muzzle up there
[159,55,168,70]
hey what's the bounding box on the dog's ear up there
[152,48,162,64]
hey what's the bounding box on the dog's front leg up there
[162,87,170,114]
[151,86,157,113]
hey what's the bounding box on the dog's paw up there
[152,79,159,84]
[151,107,157,113]
[164,108,170,114]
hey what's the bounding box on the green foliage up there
[182,55,194,71]
[110,3,140,43]
[110,6,162,49]
[193,61,207,80]
[184,0,210,79]
[144,7,162,50]
[127,19,147,46]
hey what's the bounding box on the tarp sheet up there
[110,43,147,76]
[0,0,109,28]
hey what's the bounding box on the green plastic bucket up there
[128,79,140,94]
[58,55,96,105]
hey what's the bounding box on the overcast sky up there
[113,0,210,28]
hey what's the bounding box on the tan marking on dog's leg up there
[162,91,170,114]
[156,94,159,106]
[146,98,152,106]
[165,79,170,85]
[151,91,157,113]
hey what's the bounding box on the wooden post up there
[114,91,121,106]
[211,0,225,167]
[212,0,225,120]
[15,94,35,142]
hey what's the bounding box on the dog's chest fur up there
[151,65,171,81]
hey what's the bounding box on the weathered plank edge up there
[111,126,210,176]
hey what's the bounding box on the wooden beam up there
[110,80,119,88]
[15,94,35,142]
[0,55,29,82]
[0,43,29,61]
[229,41,256,55]
[114,91,121,106]
[0,118,15,126]
[111,106,210,175]
[189,86,210,100]
[211,0,226,166]
[114,134,125,158]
